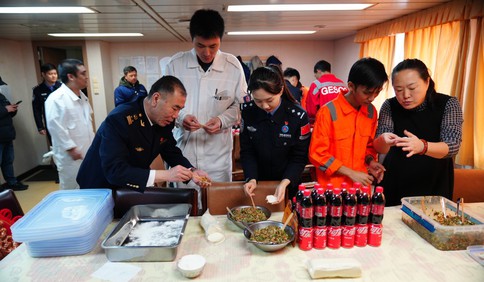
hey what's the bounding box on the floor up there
[14,180,59,213]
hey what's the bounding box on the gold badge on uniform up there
[135,147,144,152]
[126,115,133,125]
[140,120,145,127]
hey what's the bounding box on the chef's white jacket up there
[45,84,95,189]
[166,49,247,183]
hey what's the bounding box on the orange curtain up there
[359,36,395,113]
[404,21,460,97]
[355,0,483,43]
[453,18,484,168]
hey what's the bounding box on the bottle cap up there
[375,186,384,193]
[299,184,306,191]
[349,187,356,194]
[303,190,311,196]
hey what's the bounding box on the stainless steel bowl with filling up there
[227,205,271,230]
[243,220,295,252]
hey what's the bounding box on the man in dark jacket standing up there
[32,63,62,142]
[114,66,147,107]
[0,91,28,191]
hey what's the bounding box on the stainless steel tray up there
[101,204,191,262]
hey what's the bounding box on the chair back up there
[113,187,198,218]
[0,189,24,217]
[206,181,286,215]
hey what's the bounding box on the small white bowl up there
[177,254,206,278]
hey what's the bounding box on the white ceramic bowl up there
[177,254,206,278]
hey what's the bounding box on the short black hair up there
[58,59,84,84]
[40,63,57,74]
[283,67,300,81]
[123,66,137,75]
[148,75,187,99]
[189,9,224,40]
[314,60,331,73]
[348,57,388,90]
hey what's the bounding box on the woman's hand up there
[243,179,257,197]
[381,132,399,146]
[395,130,424,157]
[268,179,290,205]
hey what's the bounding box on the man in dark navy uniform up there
[77,76,210,191]
[32,63,62,142]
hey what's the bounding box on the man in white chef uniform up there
[166,9,247,192]
[45,59,95,189]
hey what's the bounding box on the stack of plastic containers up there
[11,189,114,257]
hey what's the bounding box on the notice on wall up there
[146,56,159,74]
[130,56,146,74]
[118,57,131,74]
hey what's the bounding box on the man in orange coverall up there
[309,58,387,188]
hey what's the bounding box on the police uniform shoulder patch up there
[287,104,307,120]
[240,101,256,111]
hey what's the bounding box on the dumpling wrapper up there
[307,258,362,279]
[266,195,278,204]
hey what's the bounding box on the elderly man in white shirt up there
[166,9,247,191]
[45,59,95,190]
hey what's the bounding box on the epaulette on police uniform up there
[240,100,256,111]
[285,103,307,120]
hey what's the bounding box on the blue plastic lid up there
[12,189,113,242]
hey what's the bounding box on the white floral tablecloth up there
[1,205,483,282]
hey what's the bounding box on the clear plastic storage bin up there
[11,189,114,257]
[401,196,484,251]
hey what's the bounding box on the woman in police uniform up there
[241,66,311,204]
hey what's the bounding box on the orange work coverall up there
[309,93,378,188]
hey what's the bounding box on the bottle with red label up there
[295,184,305,223]
[342,187,357,248]
[311,183,322,203]
[340,182,348,203]
[354,182,362,199]
[313,188,327,249]
[324,183,334,226]
[368,186,385,247]
[327,187,342,249]
[355,185,370,247]
[298,190,313,250]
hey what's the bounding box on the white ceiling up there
[0,0,450,42]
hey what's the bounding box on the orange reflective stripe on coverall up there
[309,93,377,188]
